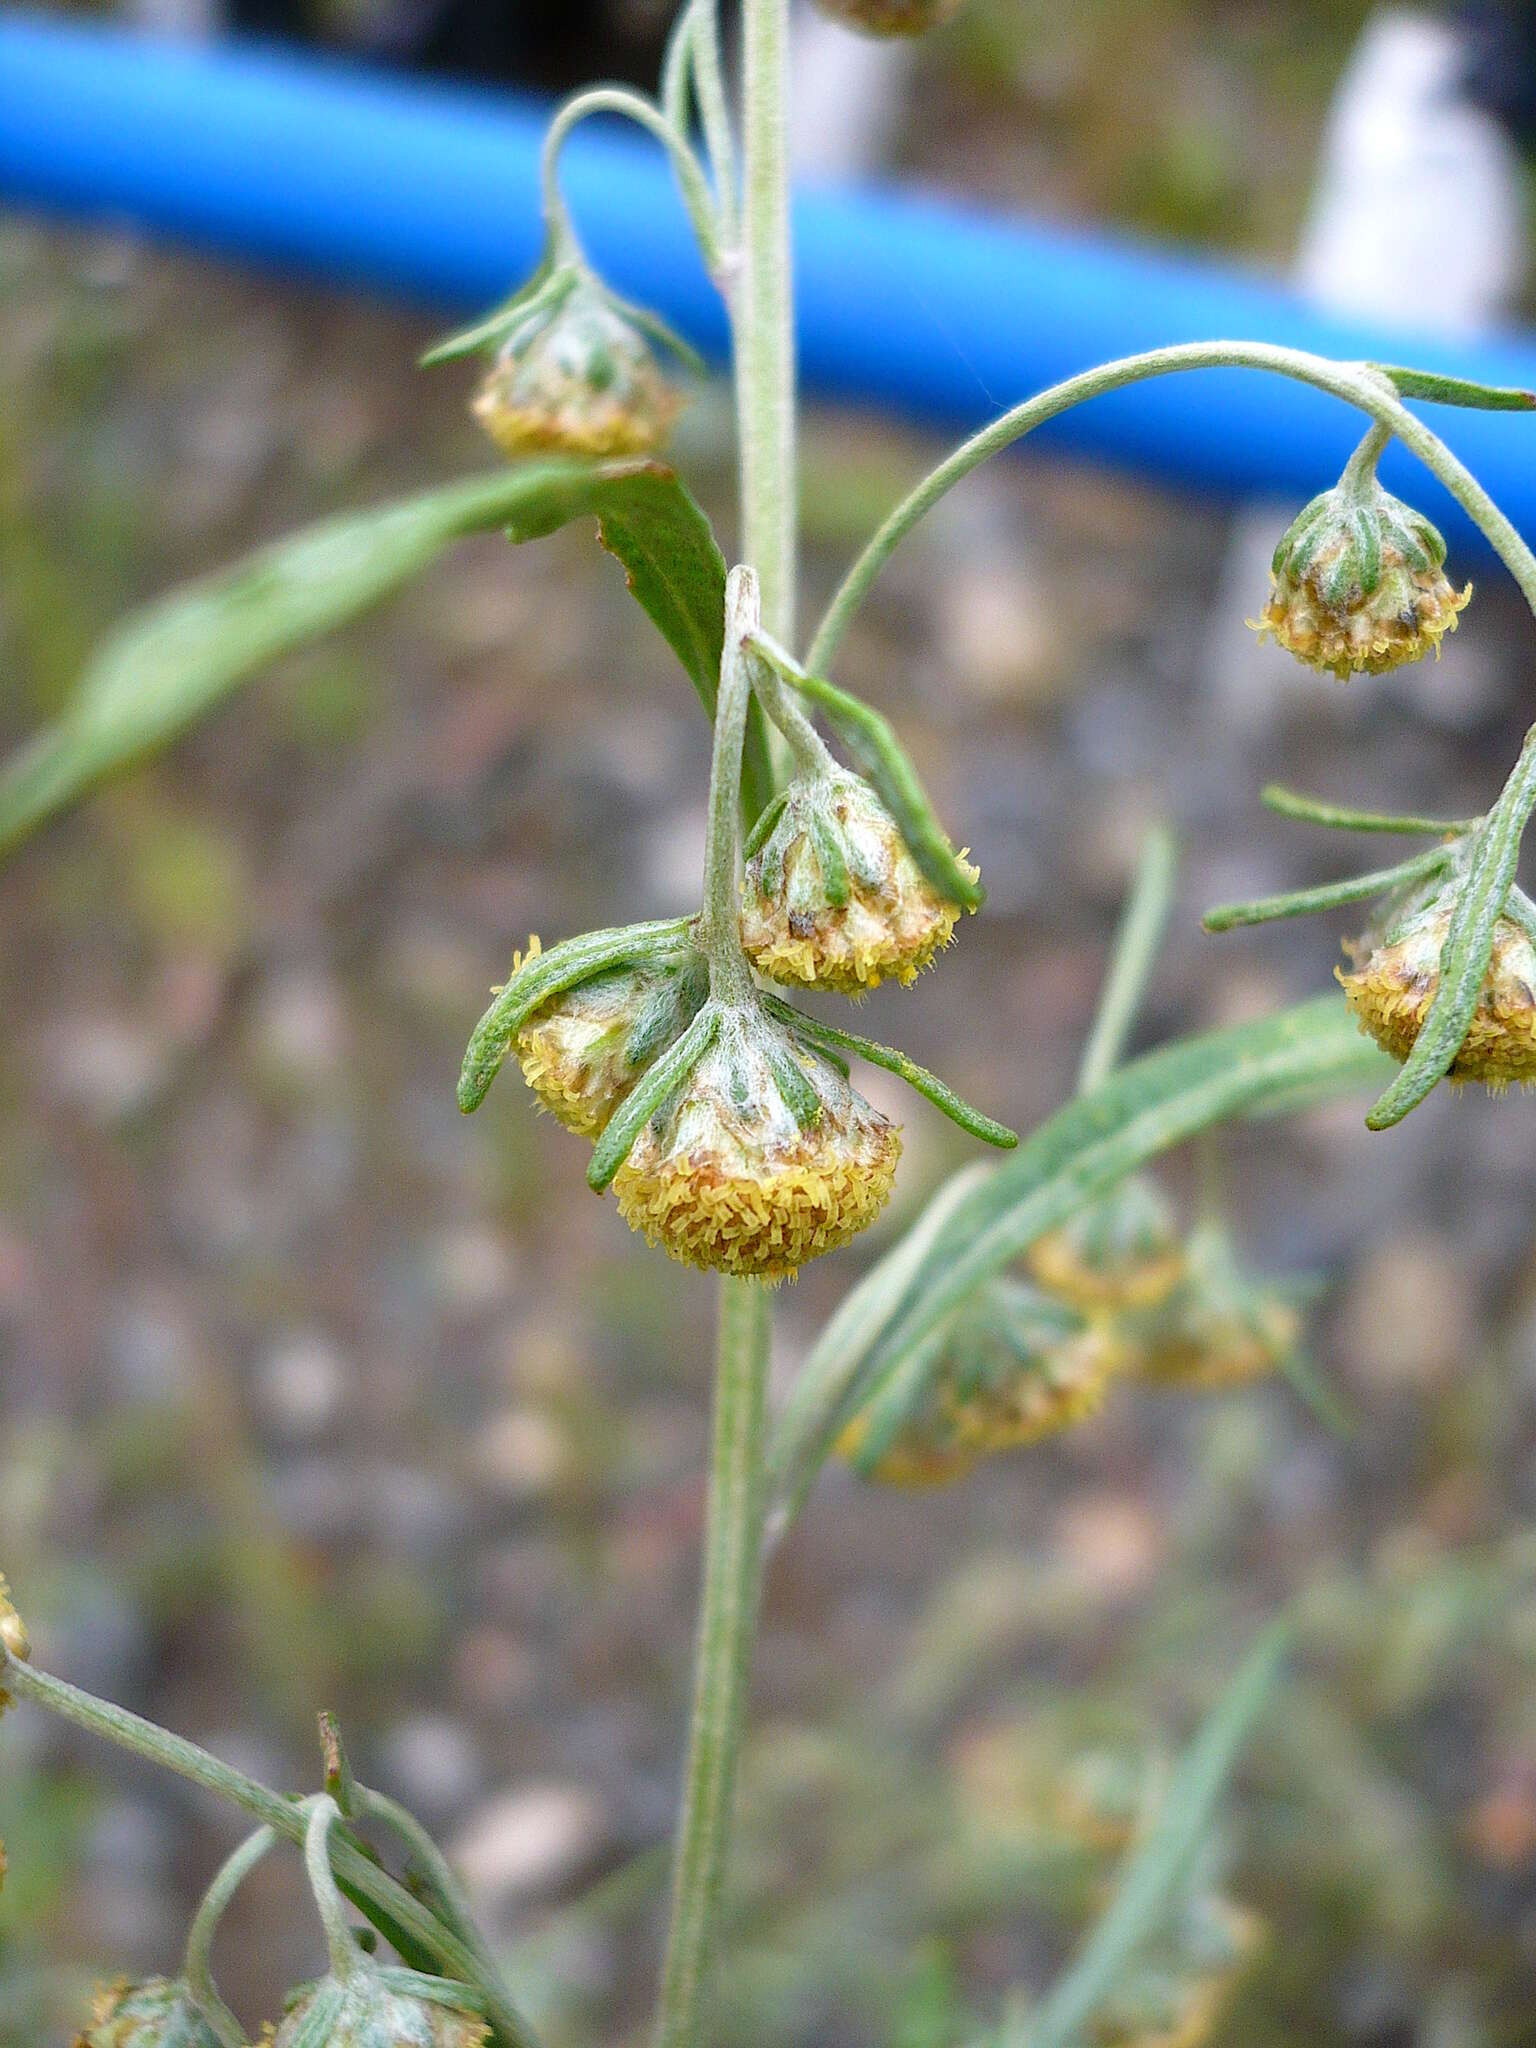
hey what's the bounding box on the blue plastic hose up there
[3,10,1536,549]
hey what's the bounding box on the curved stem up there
[355,1787,508,2002]
[1339,420,1391,501]
[540,86,724,278]
[0,1657,541,2048]
[699,566,761,1001]
[807,343,1536,674]
[653,1277,772,2048]
[686,0,739,247]
[306,1797,367,1981]
[183,1826,277,2048]
[743,637,836,776]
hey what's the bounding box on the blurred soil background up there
[5,2,1536,2043]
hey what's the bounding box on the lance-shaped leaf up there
[0,459,773,854]
[1366,723,1536,1130]
[761,994,1017,1147]
[1370,362,1536,412]
[586,1003,720,1192]
[989,1620,1290,2048]
[458,917,699,1113]
[1261,784,1475,838]
[750,639,984,910]
[766,996,1392,1528]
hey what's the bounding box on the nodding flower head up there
[740,771,977,994]
[812,0,964,33]
[612,1003,900,1280]
[1129,1221,1301,1392]
[0,1574,28,1717]
[273,1972,489,2048]
[1254,479,1469,679]
[74,1981,223,2048]
[1338,881,1536,1087]
[1026,1177,1185,1313]
[472,274,681,460]
[513,939,710,1137]
[837,1280,1124,1486]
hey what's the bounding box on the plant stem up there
[0,1657,541,2048]
[183,1826,277,2048]
[733,0,796,642]
[306,1797,366,1980]
[807,342,1536,674]
[699,565,761,1002]
[1077,825,1179,1095]
[653,1277,772,2048]
[540,87,723,277]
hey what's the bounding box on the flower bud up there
[1129,1222,1300,1391]
[812,0,964,33]
[836,1282,1123,1485]
[1254,479,1470,678]
[740,772,977,993]
[273,1971,488,2048]
[0,1574,29,1717]
[612,1004,900,1279]
[472,273,681,460]
[513,939,710,1137]
[1338,882,1536,1086]
[74,1980,224,2048]
[1026,1177,1185,1313]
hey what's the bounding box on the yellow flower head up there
[1027,1177,1185,1313]
[74,1981,223,2048]
[473,275,681,460]
[1338,883,1536,1086]
[273,1974,488,2048]
[836,1280,1123,1486]
[741,771,977,994]
[813,0,964,33]
[515,946,709,1137]
[0,1574,29,1718]
[612,1006,900,1279]
[1129,1220,1301,1392]
[1253,481,1469,678]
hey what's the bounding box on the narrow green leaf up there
[457,917,698,1114]
[1261,785,1474,838]
[0,460,766,855]
[762,995,1018,1147]
[1367,723,1536,1129]
[1077,824,1178,1093]
[768,996,1392,1528]
[587,1004,719,1192]
[1203,846,1449,931]
[1370,362,1536,412]
[755,646,983,910]
[995,1622,1291,2048]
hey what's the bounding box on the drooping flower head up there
[740,771,978,994]
[272,1970,488,2048]
[612,1003,901,1280]
[1338,880,1536,1087]
[0,1573,28,1718]
[836,1279,1123,1485]
[1128,1220,1302,1392]
[1026,1177,1185,1313]
[73,1981,223,2048]
[1254,476,1469,679]
[472,272,681,460]
[512,939,710,1137]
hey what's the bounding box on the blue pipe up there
[3,10,1536,552]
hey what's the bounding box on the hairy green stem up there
[686,0,739,244]
[733,0,796,641]
[306,1797,365,1981]
[807,343,1536,673]
[355,1786,502,1991]
[1077,825,1179,1094]
[699,566,761,1001]
[0,1657,540,2048]
[1203,845,1451,932]
[1261,785,1474,837]
[653,1278,772,2048]
[183,1826,278,2048]
[540,87,723,277]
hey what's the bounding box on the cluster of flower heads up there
[957,1715,1263,2048]
[838,1176,1304,1488]
[1252,465,1470,680]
